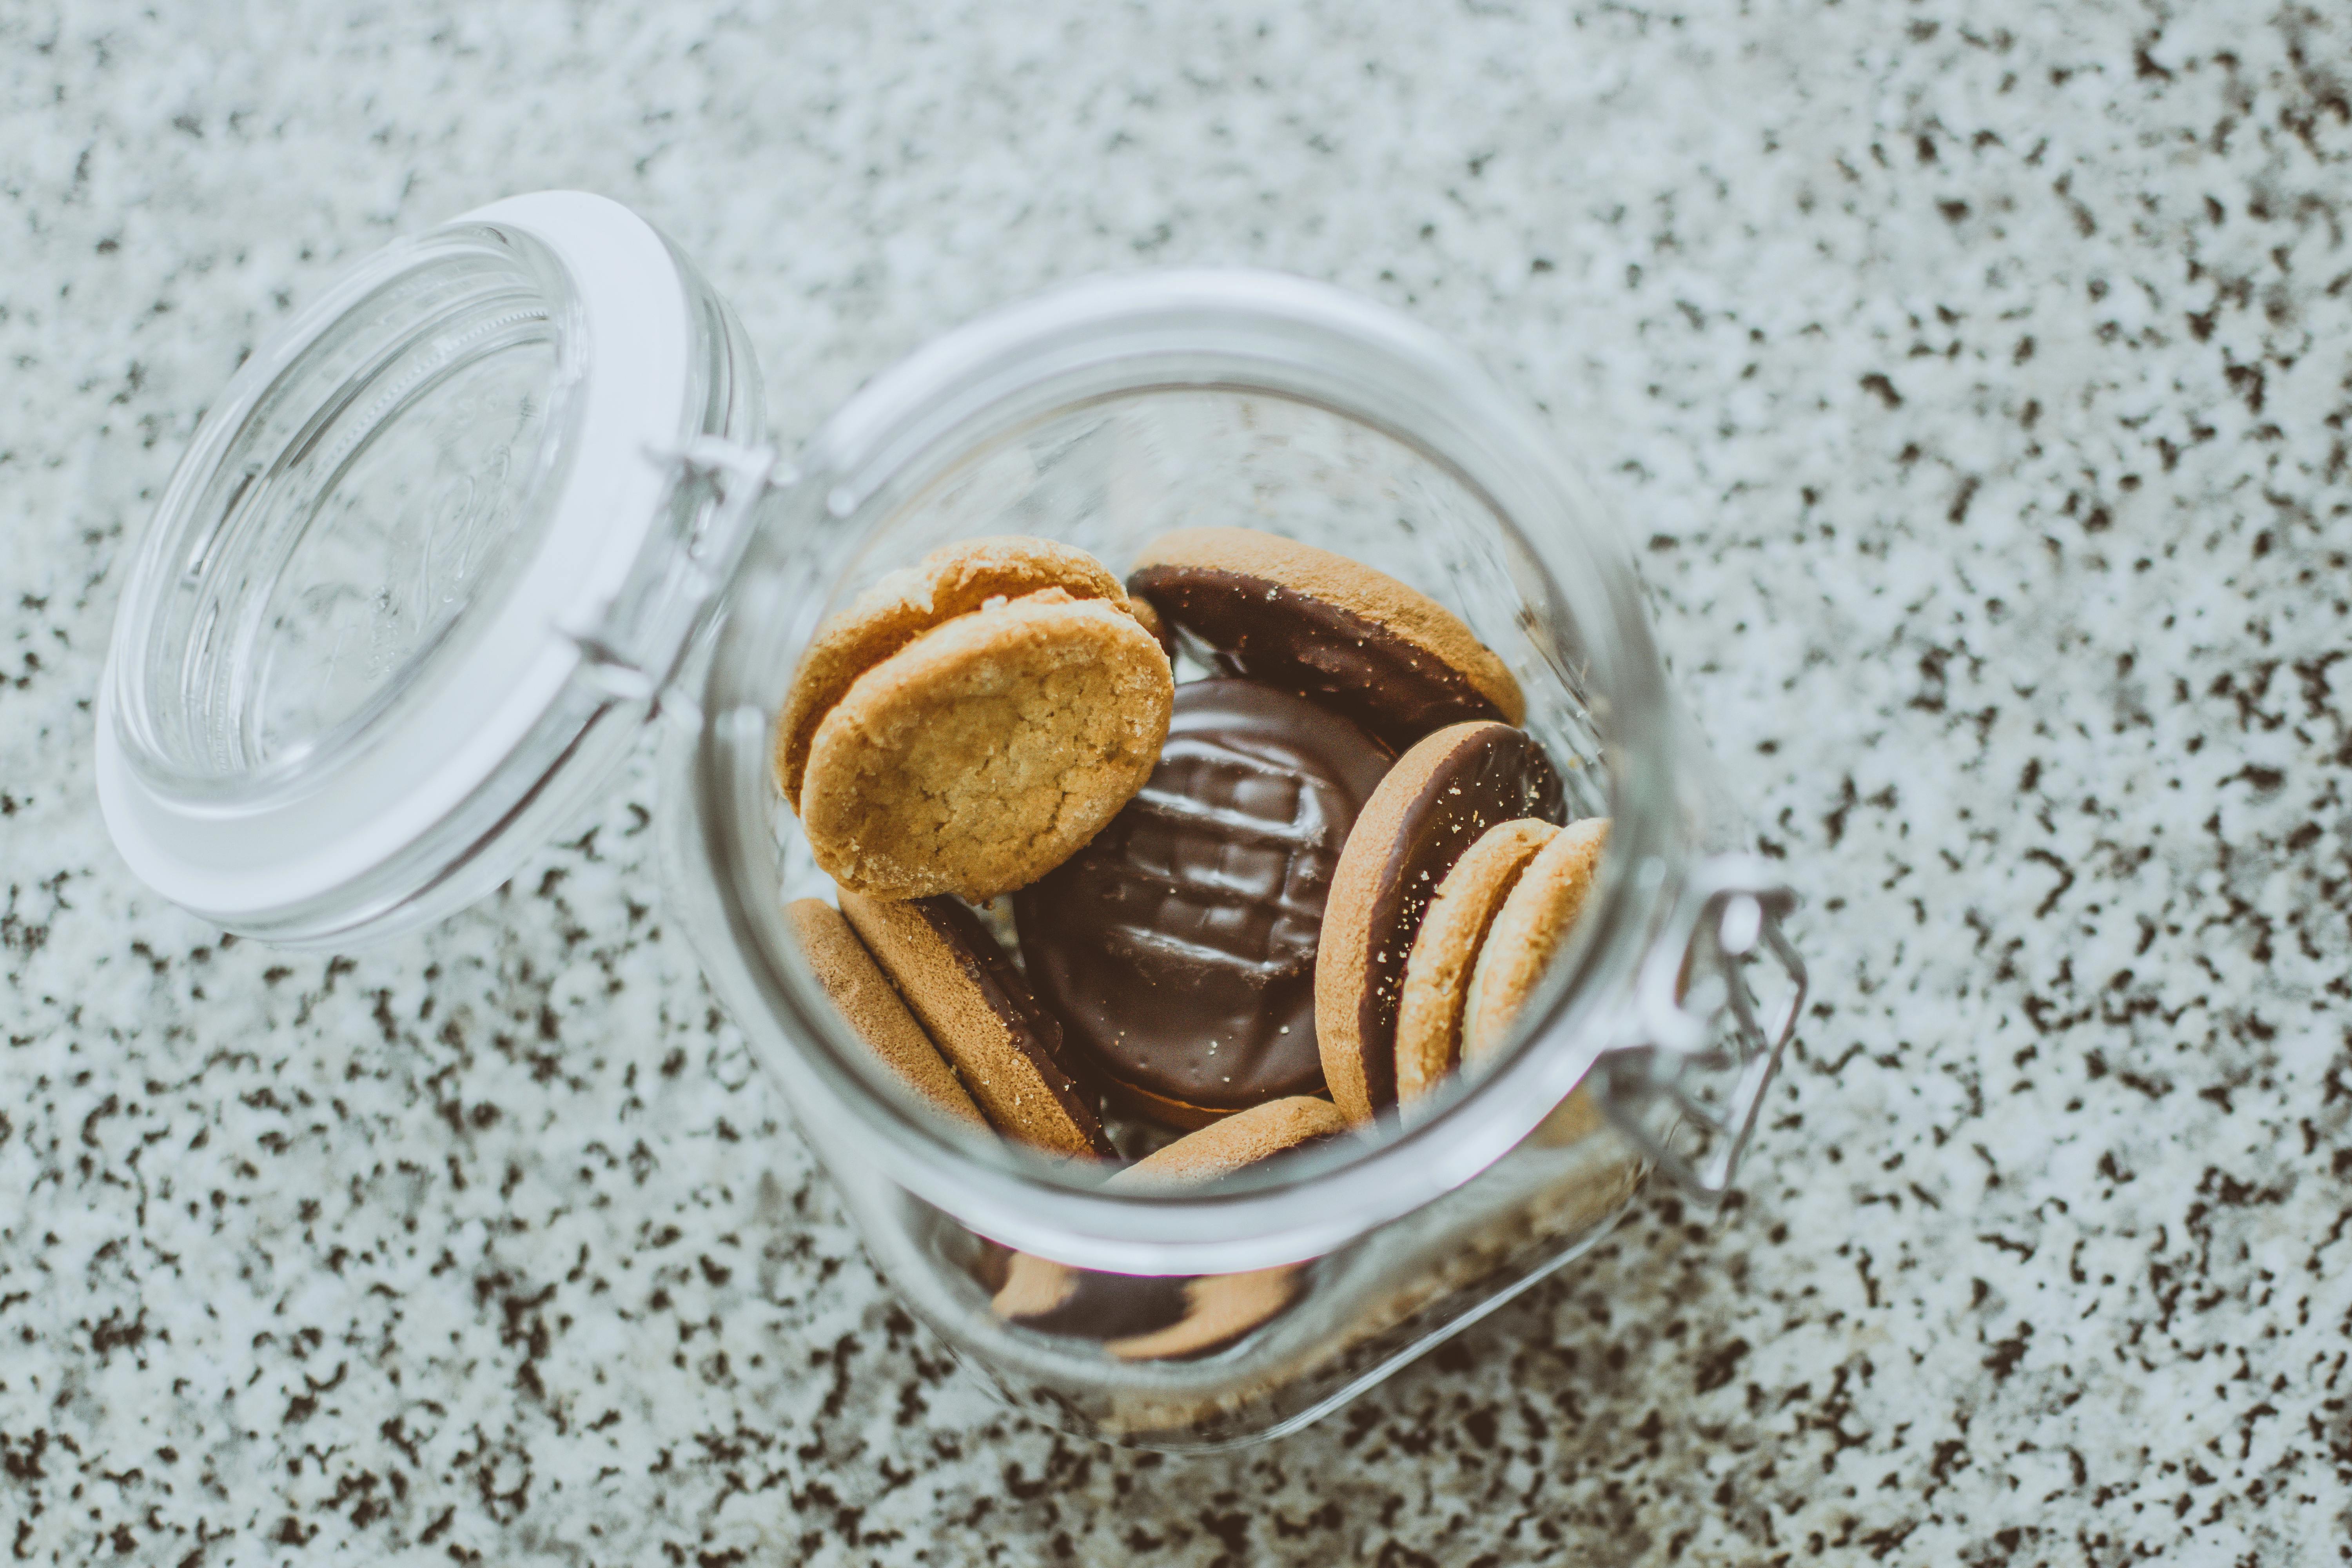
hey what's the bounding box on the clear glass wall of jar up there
[659,272,1802,1450]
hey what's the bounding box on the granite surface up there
[5,0,2350,1561]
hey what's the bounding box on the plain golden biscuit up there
[1462,817,1612,1062]
[775,535,1131,809]
[1392,818,1560,1119]
[786,898,988,1131]
[801,591,1174,900]
[838,888,1115,1159]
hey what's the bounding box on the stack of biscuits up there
[777,527,1613,1359]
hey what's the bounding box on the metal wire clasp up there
[559,436,785,721]
[1597,854,1807,1201]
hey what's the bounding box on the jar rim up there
[688,269,1683,1272]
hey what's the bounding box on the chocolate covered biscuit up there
[989,1097,1340,1361]
[1015,680,1392,1127]
[1107,1096,1352,1190]
[1315,722,1566,1124]
[838,888,1115,1159]
[991,1258,1305,1363]
[1128,526,1522,750]
[786,898,987,1131]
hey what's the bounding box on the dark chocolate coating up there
[1129,564,1508,750]
[913,897,1116,1159]
[1356,727,1566,1109]
[1016,681,1393,1118]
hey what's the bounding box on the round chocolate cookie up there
[1014,680,1393,1127]
[837,888,1116,1160]
[1127,526,1523,751]
[1315,721,1566,1124]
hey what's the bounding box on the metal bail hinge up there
[559,436,786,722]
[1597,854,1807,1203]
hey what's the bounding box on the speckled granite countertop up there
[5,1,2348,1561]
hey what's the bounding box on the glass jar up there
[99,191,1804,1451]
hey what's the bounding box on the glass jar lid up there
[96,191,769,946]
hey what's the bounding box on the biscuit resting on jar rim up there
[779,537,1173,902]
